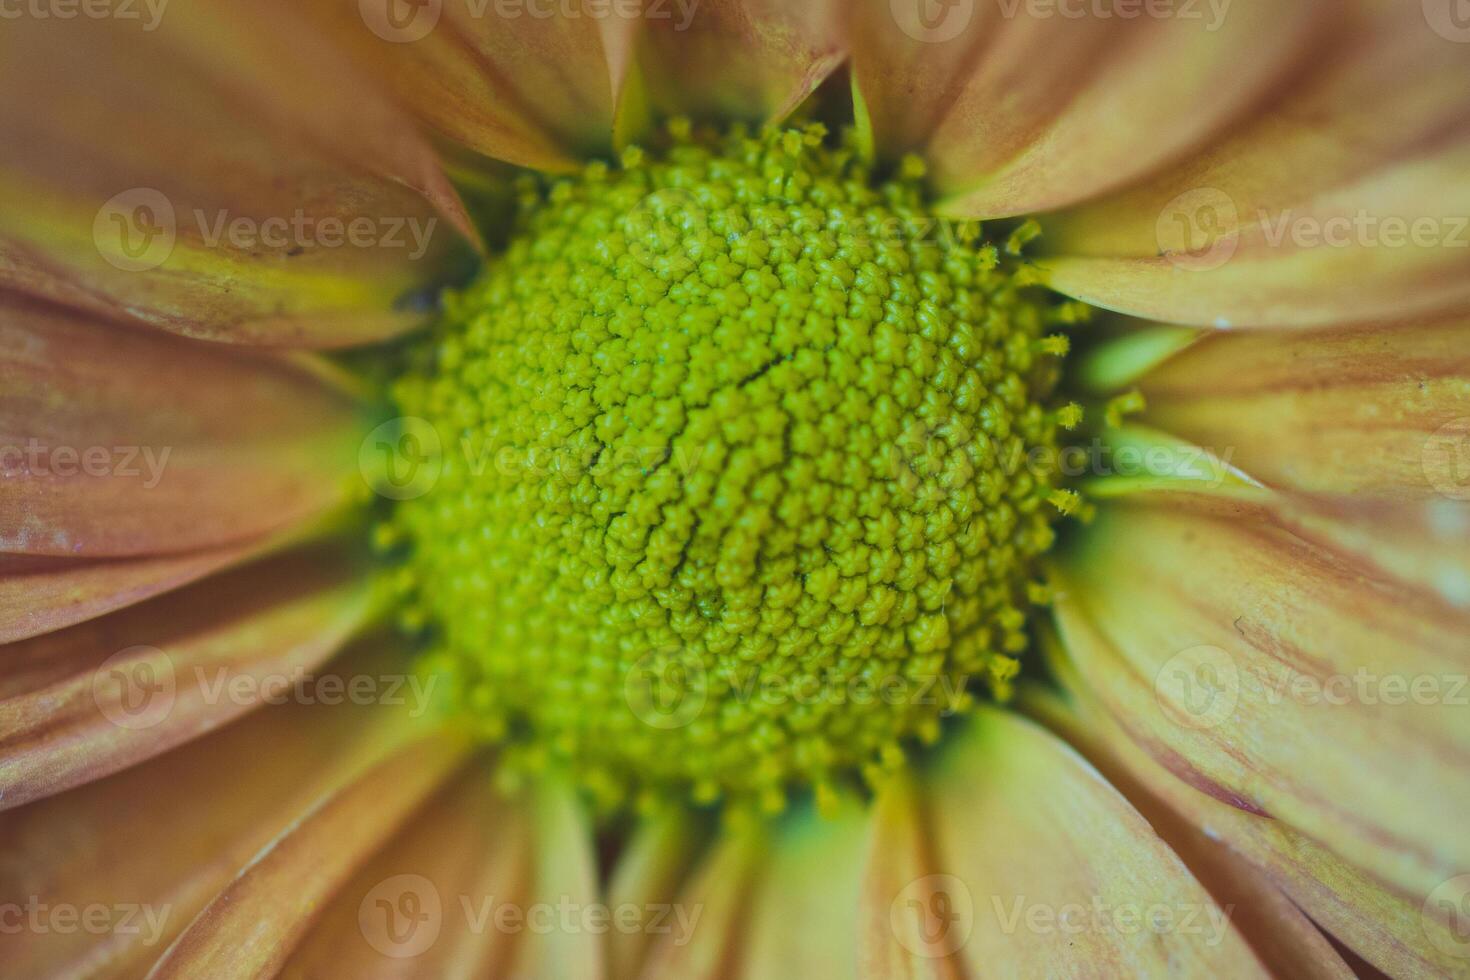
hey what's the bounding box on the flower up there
[1,1,1467,977]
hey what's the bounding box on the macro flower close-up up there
[2,0,1469,977]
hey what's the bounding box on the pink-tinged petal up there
[851,0,1323,217]
[145,728,470,980]
[639,820,767,979]
[1135,316,1470,500]
[0,296,366,557]
[640,0,846,125]
[1023,679,1356,980]
[0,545,374,810]
[915,707,1269,975]
[1053,501,1470,912]
[279,763,532,979]
[605,807,708,980]
[0,648,442,979]
[1040,605,1468,976]
[1039,2,1470,329]
[860,773,962,979]
[0,542,255,645]
[295,0,642,170]
[507,775,607,979]
[0,3,476,348]
[921,707,1269,977]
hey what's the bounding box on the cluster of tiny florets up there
[386,121,1075,813]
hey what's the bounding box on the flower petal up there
[0,296,366,557]
[294,0,641,170]
[1023,679,1356,980]
[0,3,476,347]
[605,807,708,980]
[1039,2,1470,328]
[852,0,1323,217]
[1053,500,1470,912]
[916,707,1269,977]
[1042,596,1468,977]
[640,0,846,125]
[0,545,374,810]
[278,762,532,979]
[0,648,440,979]
[1134,315,1470,499]
[146,726,469,980]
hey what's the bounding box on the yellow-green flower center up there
[387,122,1074,814]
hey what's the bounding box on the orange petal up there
[851,0,1323,217]
[146,727,469,980]
[279,761,533,979]
[1053,501,1470,910]
[920,707,1269,977]
[0,545,374,810]
[0,648,444,979]
[605,807,708,980]
[293,0,640,170]
[0,296,366,557]
[0,541,256,644]
[1135,315,1470,500]
[860,772,962,979]
[1023,679,1356,980]
[1039,2,1470,328]
[1042,597,1469,976]
[0,2,476,347]
[639,0,846,125]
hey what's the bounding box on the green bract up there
[388,121,1075,814]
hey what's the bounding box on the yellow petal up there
[0,647,445,979]
[0,545,374,810]
[0,296,366,557]
[917,707,1269,977]
[851,0,1323,217]
[0,3,476,347]
[1039,2,1470,328]
[605,807,708,980]
[1053,501,1470,909]
[640,0,846,125]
